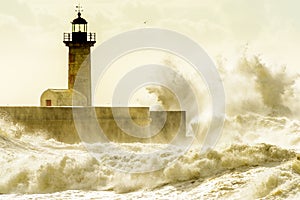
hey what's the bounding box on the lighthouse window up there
[69,54,75,62]
[74,24,86,32]
[70,75,75,85]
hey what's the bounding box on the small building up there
[40,89,87,106]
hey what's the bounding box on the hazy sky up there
[0,0,299,105]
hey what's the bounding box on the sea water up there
[0,55,300,199]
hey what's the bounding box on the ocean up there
[0,55,300,199]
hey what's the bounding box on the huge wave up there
[0,53,300,199]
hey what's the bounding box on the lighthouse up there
[63,9,96,106]
[41,6,96,107]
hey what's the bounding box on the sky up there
[0,0,300,105]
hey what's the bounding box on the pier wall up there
[0,107,186,144]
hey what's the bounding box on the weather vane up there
[75,3,83,14]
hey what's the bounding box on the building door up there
[46,100,52,106]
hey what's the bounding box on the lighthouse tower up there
[41,6,96,107]
[63,8,96,106]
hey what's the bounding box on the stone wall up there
[0,107,186,144]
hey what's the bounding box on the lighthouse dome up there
[72,13,87,24]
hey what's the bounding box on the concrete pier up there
[0,107,186,144]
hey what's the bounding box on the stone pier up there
[0,107,186,144]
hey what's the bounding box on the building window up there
[46,100,52,107]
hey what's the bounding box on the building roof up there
[45,89,71,93]
[42,89,86,98]
[72,12,87,24]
